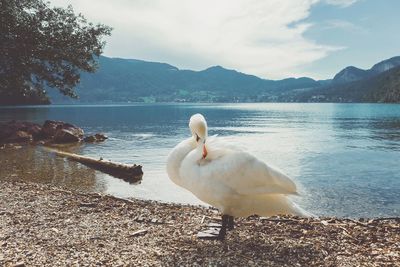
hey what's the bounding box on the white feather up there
[166,114,309,217]
[166,137,196,188]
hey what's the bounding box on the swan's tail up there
[290,201,314,218]
[233,194,314,218]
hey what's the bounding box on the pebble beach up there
[1,180,399,266]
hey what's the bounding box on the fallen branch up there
[44,147,143,183]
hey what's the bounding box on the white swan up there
[167,113,308,239]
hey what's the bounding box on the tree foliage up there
[0,0,112,104]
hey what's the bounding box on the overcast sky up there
[50,0,400,80]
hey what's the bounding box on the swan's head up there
[189,113,208,158]
[189,113,207,141]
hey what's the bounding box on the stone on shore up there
[0,121,42,143]
[53,127,84,143]
[3,130,33,143]
[42,120,84,143]
[0,120,106,145]
[83,133,108,143]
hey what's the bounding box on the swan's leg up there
[218,215,229,240]
[197,215,232,240]
[227,216,234,230]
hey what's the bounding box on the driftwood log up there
[45,147,143,183]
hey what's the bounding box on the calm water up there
[1,103,399,218]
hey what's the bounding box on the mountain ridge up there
[287,65,400,103]
[50,56,321,103]
[48,55,400,104]
[332,56,400,84]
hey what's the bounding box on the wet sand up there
[0,180,399,266]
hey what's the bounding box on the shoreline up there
[1,102,400,108]
[1,180,399,266]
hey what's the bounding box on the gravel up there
[0,181,399,266]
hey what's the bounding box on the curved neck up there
[166,137,196,186]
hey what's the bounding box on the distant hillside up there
[290,66,400,103]
[370,56,400,73]
[46,55,400,104]
[49,56,321,103]
[333,66,370,84]
[332,56,400,84]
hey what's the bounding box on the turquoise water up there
[1,103,399,218]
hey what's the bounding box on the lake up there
[0,103,399,218]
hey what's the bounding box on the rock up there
[41,120,61,137]
[0,120,85,144]
[42,120,84,143]
[83,135,97,142]
[0,121,42,143]
[35,140,45,145]
[4,130,32,143]
[197,228,221,239]
[25,124,42,140]
[95,133,108,142]
[41,120,80,138]
[53,128,84,143]
[84,133,108,143]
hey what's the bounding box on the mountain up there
[333,56,400,84]
[370,56,400,73]
[289,66,400,103]
[332,66,369,84]
[4,53,398,105]
[44,55,400,104]
[50,56,322,103]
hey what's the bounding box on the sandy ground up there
[0,180,399,267]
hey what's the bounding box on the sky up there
[49,0,400,80]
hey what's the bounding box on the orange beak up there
[202,144,208,159]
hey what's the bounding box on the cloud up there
[324,0,358,8]
[323,19,368,33]
[49,0,341,79]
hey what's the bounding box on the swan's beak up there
[202,144,208,159]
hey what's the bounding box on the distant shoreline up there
[1,180,398,266]
[1,101,400,108]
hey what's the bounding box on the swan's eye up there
[196,134,200,142]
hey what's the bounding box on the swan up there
[166,113,308,239]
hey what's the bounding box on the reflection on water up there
[0,103,399,218]
[0,146,105,192]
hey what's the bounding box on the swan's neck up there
[166,137,196,186]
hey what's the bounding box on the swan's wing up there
[208,151,298,195]
[205,136,246,159]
